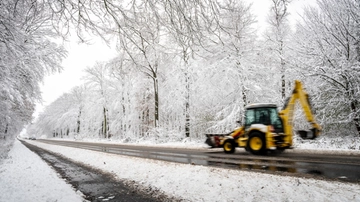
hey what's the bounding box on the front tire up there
[223,139,235,154]
[247,132,266,155]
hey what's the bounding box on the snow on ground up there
[0,140,84,202]
[13,139,360,202]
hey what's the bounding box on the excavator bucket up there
[297,128,319,140]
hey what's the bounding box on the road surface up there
[33,139,360,184]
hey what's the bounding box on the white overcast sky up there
[34,37,116,118]
[34,0,316,118]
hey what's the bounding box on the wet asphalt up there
[35,139,360,184]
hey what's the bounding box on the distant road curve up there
[33,139,360,183]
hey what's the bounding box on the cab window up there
[245,108,270,126]
[268,108,283,131]
[245,107,283,131]
[245,109,255,126]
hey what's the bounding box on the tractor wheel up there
[223,139,235,154]
[247,132,266,155]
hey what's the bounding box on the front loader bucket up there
[205,134,225,148]
[205,136,215,148]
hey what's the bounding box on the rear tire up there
[247,132,266,155]
[223,139,235,154]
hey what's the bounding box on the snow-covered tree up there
[0,0,66,148]
[294,0,360,135]
[116,1,165,128]
[190,0,258,133]
[30,0,267,141]
[29,0,360,143]
[84,62,113,138]
[264,0,292,101]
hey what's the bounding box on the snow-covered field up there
[1,138,360,202]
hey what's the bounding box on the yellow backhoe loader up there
[205,80,321,155]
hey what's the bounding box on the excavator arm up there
[279,80,321,140]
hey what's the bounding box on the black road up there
[21,140,182,202]
[33,139,360,184]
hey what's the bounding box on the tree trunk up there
[242,85,247,108]
[102,107,109,138]
[77,109,81,134]
[281,73,285,100]
[185,71,190,138]
[350,100,360,135]
[280,41,286,101]
[4,124,8,134]
[153,76,159,128]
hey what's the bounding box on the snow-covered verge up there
[0,140,84,202]
[21,139,360,202]
[295,135,360,151]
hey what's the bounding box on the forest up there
[1,0,359,147]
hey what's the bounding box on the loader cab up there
[244,103,284,133]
